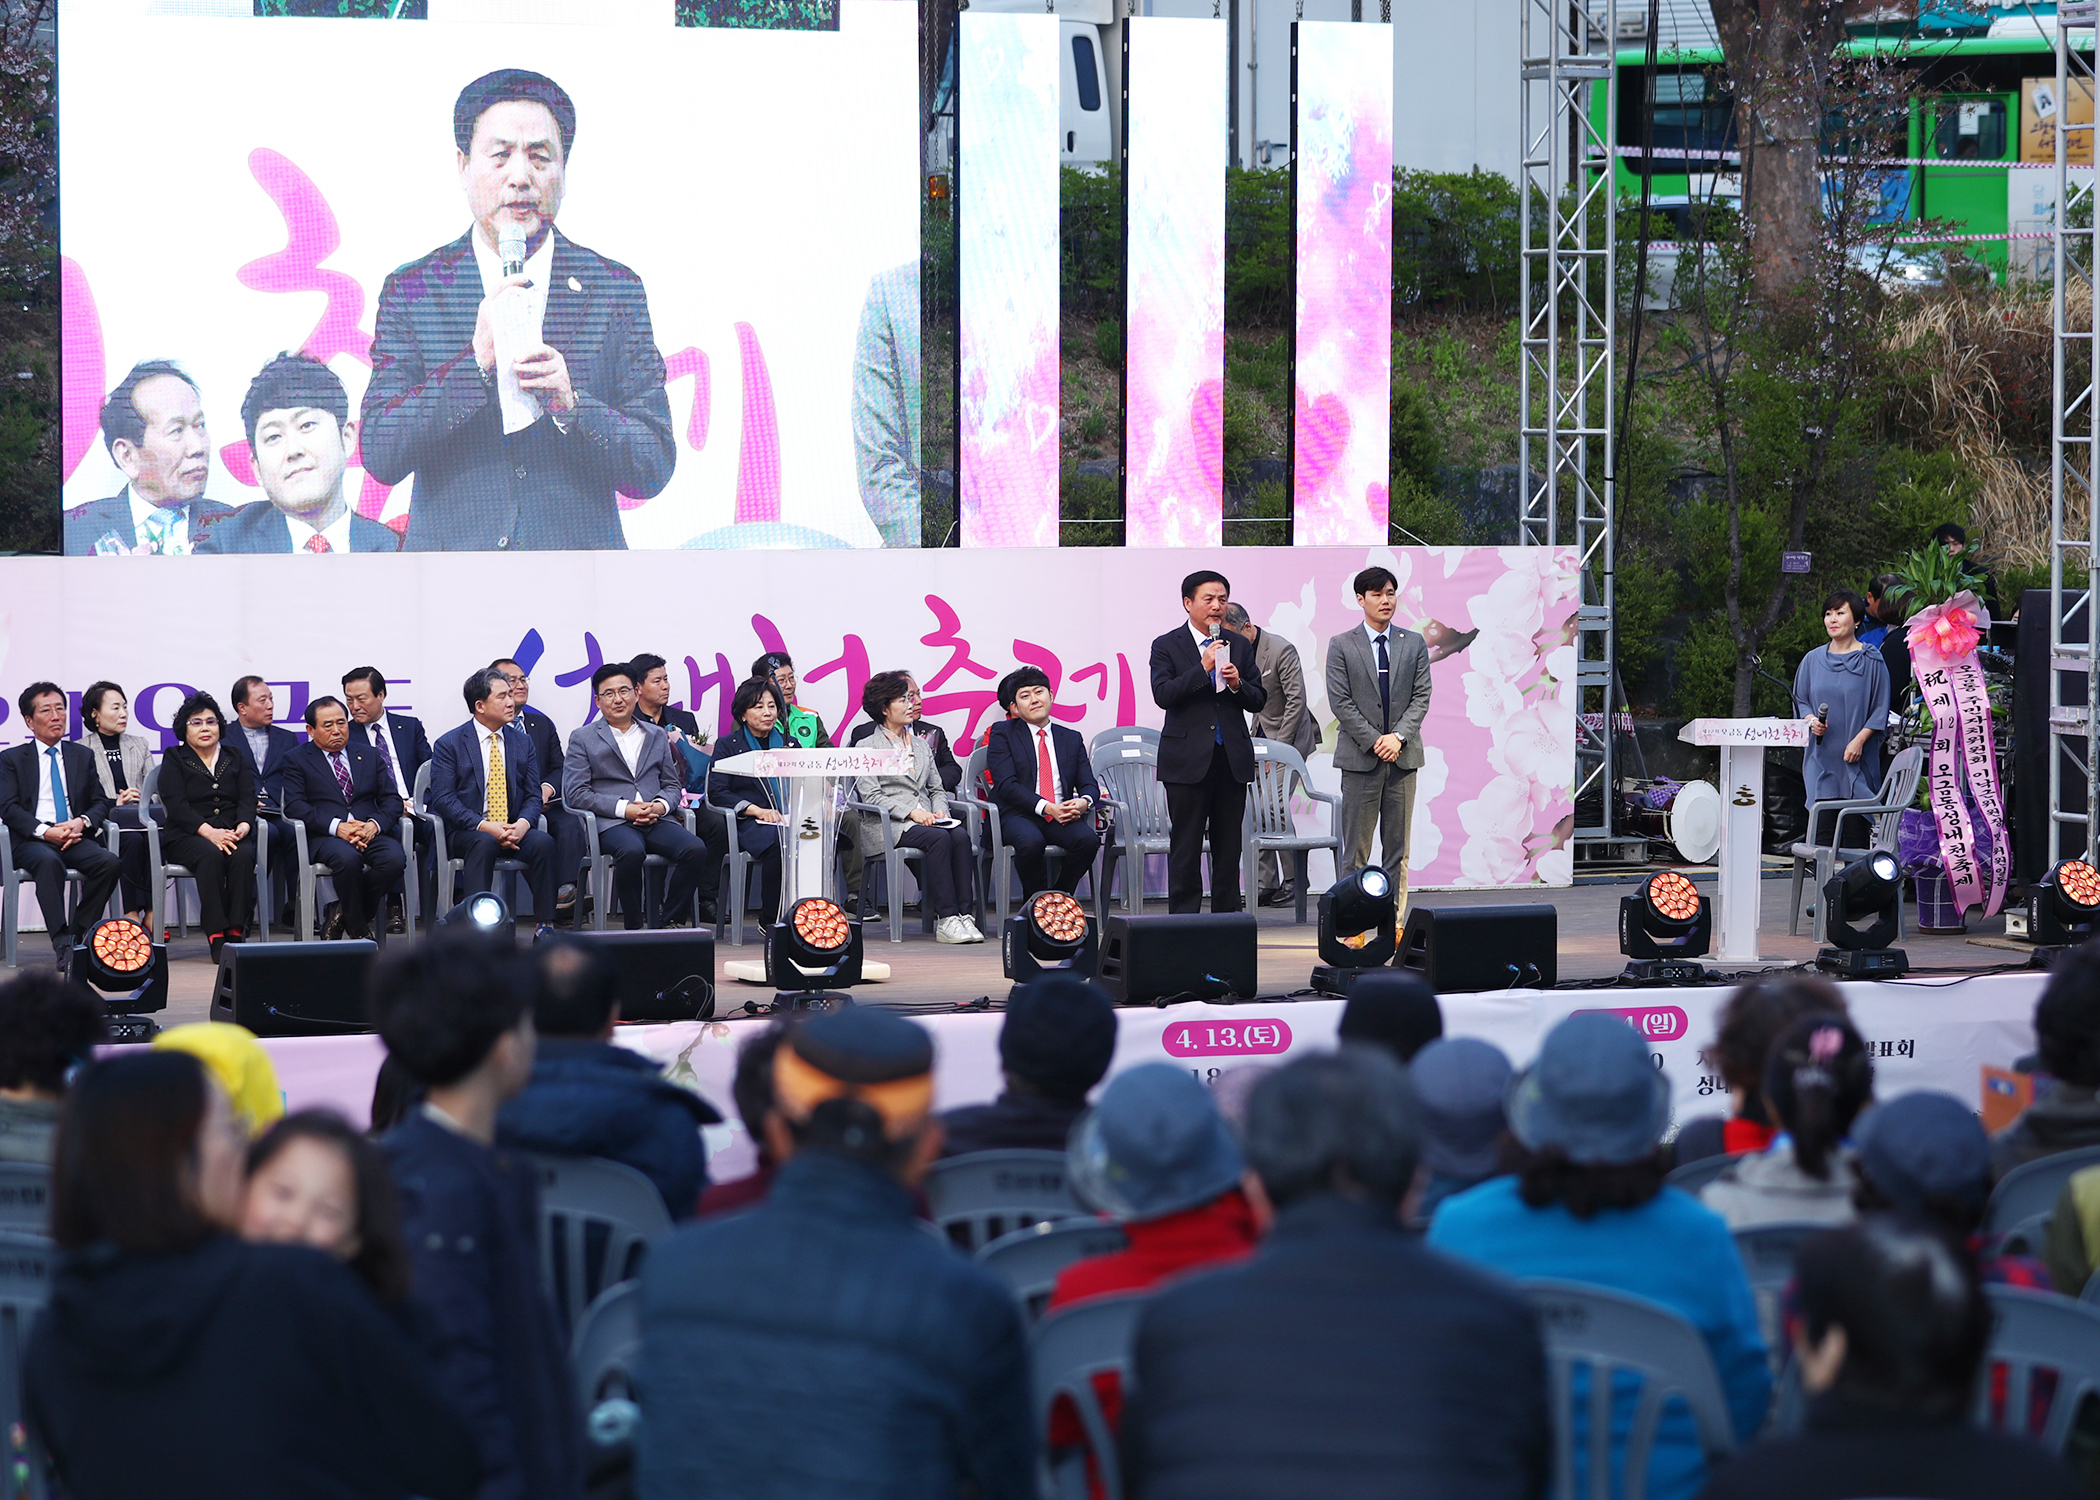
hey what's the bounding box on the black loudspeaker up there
[562,929,716,1022]
[210,940,378,1037]
[1096,913,1258,1005]
[2015,589,2086,883]
[1397,905,1557,992]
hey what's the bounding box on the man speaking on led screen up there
[361,68,676,552]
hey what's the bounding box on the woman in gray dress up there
[1794,589,1891,807]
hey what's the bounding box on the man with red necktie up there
[983,667,1100,898]
[280,696,407,940]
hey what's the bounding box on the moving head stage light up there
[1003,890,1099,994]
[2011,858,2100,953]
[1619,871,1711,982]
[1313,867,1399,995]
[441,891,511,936]
[1815,851,1909,978]
[74,917,168,1042]
[766,897,864,1007]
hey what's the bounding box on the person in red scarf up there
[1042,1065,1258,1496]
[1673,974,1849,1168]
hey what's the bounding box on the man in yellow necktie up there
[426,667,558,933]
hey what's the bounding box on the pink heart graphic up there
[1295,389,1351,496]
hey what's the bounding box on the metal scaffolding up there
[1519,0,1626,855]
[2049,2,2100,871]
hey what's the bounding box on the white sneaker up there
[960,917,988,944]
[935,916,972,944]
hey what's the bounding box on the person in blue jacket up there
[498,938,719,1219]
[1429,1012,1771,1500]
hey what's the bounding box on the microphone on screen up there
[498,226,528,280]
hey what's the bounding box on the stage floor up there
[4,872,2034,1026]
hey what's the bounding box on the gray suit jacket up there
[852,261,922,549]
[562,718,683,833]
[853,731,947,857]
[78,731,152,803]
[1250,629,1319,757]
[1325,625,1431,773]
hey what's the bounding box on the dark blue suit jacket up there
[352,712,430,802]
[63,492,234,556]
[192,502,402,554]
[706,725,782,858]
[226,723,302,809]
[280,739,405,840]
[359,230,676,553]
[428,720,542,835]
[516,707,565,800]
[1149,626,1266,785]
[983,719,1098,823]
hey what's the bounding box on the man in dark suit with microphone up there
[427,668,557,930]
[1150,570,1267,914]
[984,666,1099,898]
[280,696,407,941]
[360,68,675,552]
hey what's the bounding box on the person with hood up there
[498,938,720,1219]
[24,1050,478,1500]
[938,976,1118,1157]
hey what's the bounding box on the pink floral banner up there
[1908,591,2007,918]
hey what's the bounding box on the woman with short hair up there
[155,692,258,961]
[24,1051,477,1499]
[855,670,982,944]
[1794,588,1891,806]
[76,680,153,921]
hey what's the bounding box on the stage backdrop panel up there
[0,542,1576,889]
[1291,20,1392,547]
[1123,17,1226,549]
[57,2,919,552]
[958,13,1062,549]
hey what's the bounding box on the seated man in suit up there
[225,674,300,924]
[358,68,674,552]
[344,666,432,933]
[631,652,703,747]
[280,696,408,941]
[491,656,583,921]
[984,667,1099,899]
[0,683,122,974]
[563,663,723,930]
[196,353,400,554]
[427,667,557,931]
[64,361,232,555]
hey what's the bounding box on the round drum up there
[1665,780,1723,864]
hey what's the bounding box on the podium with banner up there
[1679,717,1810,963]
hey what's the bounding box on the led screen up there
[1291,20,1392,546]
[56,1,918,555]
[958,12,1061,548]
[1123,17,1226,548]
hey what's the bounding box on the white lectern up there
[707,742,911,984]
[1676,718,1809,964]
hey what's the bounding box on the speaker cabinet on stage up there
[562,929,716,1022]
[1097,913,1258,1005]
[210,940,378,1038]
[1398,905,1557,992]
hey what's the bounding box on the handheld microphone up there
[497,226,527,280]
[1816,701,1830,726]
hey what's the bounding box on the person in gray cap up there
[1050,1064,1259,1312]
[939,975,1118,1158]
[1335,970,1443,1065]
[636,1006,1033,1500]
[1428,1012,1770,1500]
[1851,1091,2057,1291]
[1409,1036,1513,1227]
[1121,1047,1551,1500]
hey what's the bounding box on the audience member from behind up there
[1852,1091,2053,1290]
[940,975,1118,1157]
[1701,1014,1873,1230]
[24,1052,477,1500]
[1697,1220,2084,1500]
[1674,973,1849,1167]
[696,1018,794,1217]
[0,972,104,1164]
[1122,1046,1549,1500]
[1409,1036,1514,1225]
[1335,969,1443,1064]
[638,1008,1035,1500]
[497,938,720,1219]
[1430,1012,1770,1500]
[373,930,582,1500]
[1995,939,2100,1176]
[1056,1063,1258,1311]
[242,1109,414,1306]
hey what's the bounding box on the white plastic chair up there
[1788,746,1924,942]
[1030,1291,1149,1500]
[1,821,119,968]
[1091,741,1199,916]
[140,762,274,945]
[524,1153,673,1340]
[975,1218,1131,1322]
[1978,1285,2100,1455]
[924,1149,1083,1252]
[1242,738,1341,924]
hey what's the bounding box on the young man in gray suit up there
[1324,566,1432,912]
[563,662,724,929]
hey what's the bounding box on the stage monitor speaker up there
[209,940,378,1038]
[1097,913,1258,1005]
[1397,905,1557,992]
[560,929,716,1022]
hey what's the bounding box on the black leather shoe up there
[51,944,71,977]
[694,901,718,928]
[323,902,345,941]
[385,897,406,936]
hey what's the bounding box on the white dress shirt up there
[1188,622,1229,693]
[471,226,557,435]
[242,725,273,770]
[1362,621,1395,736]
[31,739,64,835]
[608,721,661,819]
[125,486,197,555]
[363,716,410,800]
